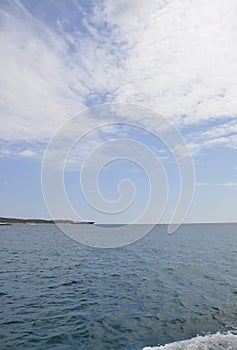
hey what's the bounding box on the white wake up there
[143,332,237,350]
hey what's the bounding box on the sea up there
[0,223,237,350]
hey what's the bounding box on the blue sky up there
[0,0,237,223]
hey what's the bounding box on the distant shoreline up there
[0,217,236,225]
[0,217,94,225]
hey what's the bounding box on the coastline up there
[0,217,94,225]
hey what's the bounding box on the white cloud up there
[100,0,237,151]
[196,182,211,187]
[0,0,121,143]
[0,141,44,159]
[18,149,37,158]
[1,0,237,159]
[192,119,237,139]
[222,182,237,190]
[103,0,237,120]
[196,182,237,190]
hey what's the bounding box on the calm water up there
[0,223,237,349]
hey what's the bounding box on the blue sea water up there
[0,223,237,349]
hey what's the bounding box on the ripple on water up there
[0,223,237,349]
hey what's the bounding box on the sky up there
[0,0,237,223]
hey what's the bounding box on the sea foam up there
[143,332,237,350]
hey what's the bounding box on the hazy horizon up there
[0,0,236,224]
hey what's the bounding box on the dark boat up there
[70,221,94,224]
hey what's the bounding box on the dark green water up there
[1,223,237,349]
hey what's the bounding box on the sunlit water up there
[0,223,237,349]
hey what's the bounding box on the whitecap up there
[143,332,237,350]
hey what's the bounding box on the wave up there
[143,332,237,350]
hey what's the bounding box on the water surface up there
[0,223,237,349]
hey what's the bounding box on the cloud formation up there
[0,0,237,158]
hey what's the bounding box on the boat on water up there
[70,221,94,225]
